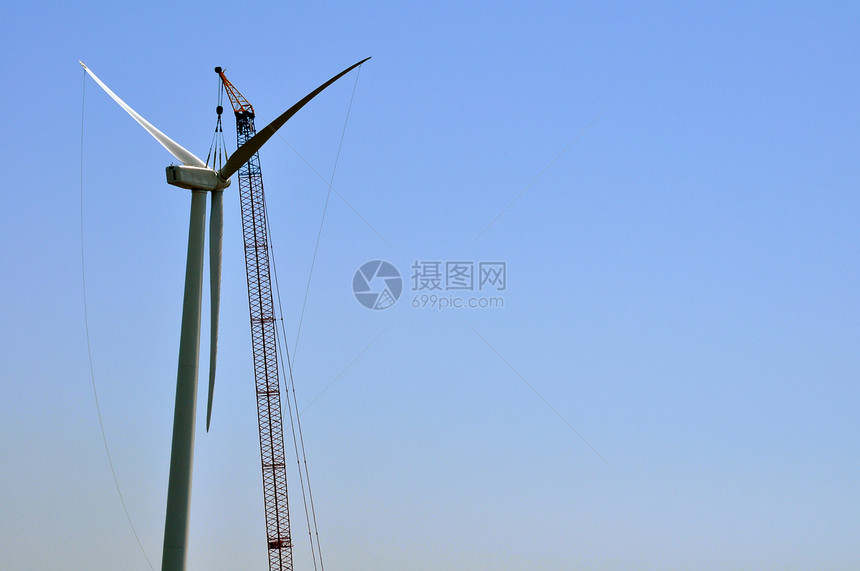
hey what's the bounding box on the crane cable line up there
[265,192,322,571]
[271,262,322,571]
[294,67,364,571]
[79,69,156,571]
[206,76,231,171]
[290,64,364,366]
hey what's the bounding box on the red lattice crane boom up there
[214,59,368,571]
[216,66,293,571]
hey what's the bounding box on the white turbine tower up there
[81,57,369,571]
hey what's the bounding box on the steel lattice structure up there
[234,105,293,571]
[215,60,367,571]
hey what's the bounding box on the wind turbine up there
[80,57,369,571]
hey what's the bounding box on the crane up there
[214,59,368,571]
[216,66,294,571]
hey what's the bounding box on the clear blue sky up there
[1,2,858,569]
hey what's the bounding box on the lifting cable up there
[270,249,323,571]
[290,63,364,366]
[263,185,322,571]
[206,77,228,170]
[80,69,155,571]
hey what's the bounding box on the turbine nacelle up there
[166,165,231,191]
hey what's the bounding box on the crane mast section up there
[220,69,293,571]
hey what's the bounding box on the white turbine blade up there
[206,190,223,432]
[80,61,205,168]
[218,57,370,180]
